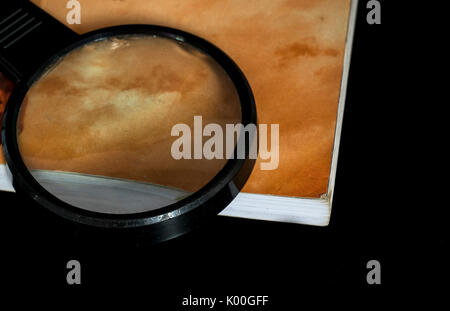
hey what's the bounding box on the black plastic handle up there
[0,0,78,82]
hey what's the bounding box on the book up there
[0,0,358,226]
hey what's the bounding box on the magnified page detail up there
[17,36,241,213]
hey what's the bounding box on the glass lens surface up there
[16,35,241,214]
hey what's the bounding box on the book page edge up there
[0,164,14,192]
[327,0,359,209]
[221,193,330,226]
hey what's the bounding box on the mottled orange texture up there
[29,0,351,198]
[18,37,241,192]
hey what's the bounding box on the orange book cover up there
[0,0,357,224]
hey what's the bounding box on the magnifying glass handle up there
[0,0,78,83]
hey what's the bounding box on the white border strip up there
[0,164,14,192]
[327,0,359,207]
[221,193,330,226]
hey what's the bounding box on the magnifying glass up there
[0,1,256,242]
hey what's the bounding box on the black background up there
[0,0,445,303]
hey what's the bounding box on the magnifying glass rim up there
[1,25,257,228]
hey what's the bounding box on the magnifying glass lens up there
[16,35,242,214]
